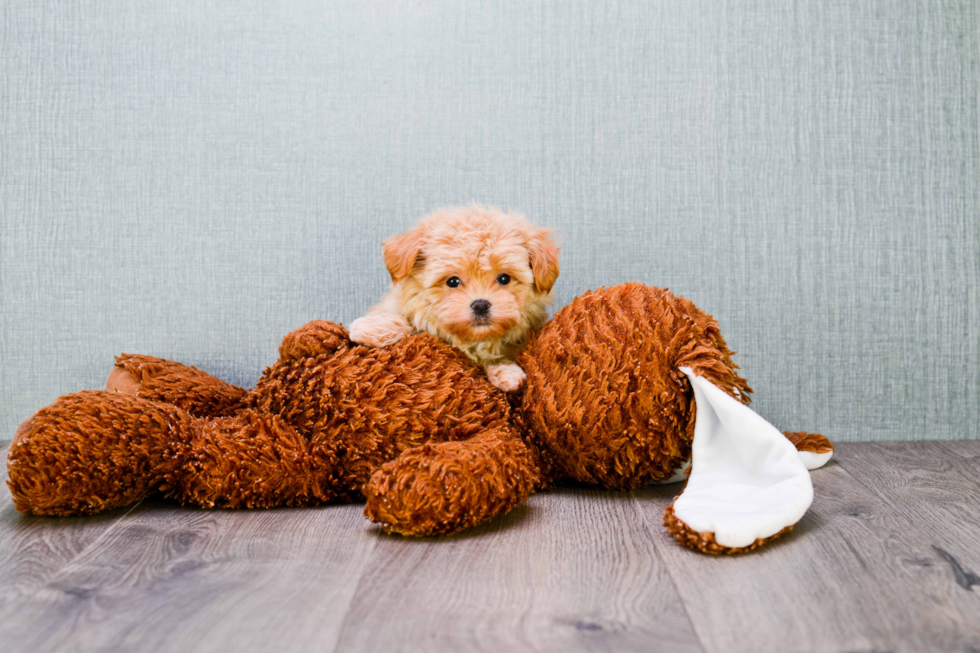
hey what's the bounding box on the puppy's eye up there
[446,276,461,288]
[496,273,511,286]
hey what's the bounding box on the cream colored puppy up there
[349,206,559,392]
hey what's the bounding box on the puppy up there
[349,205,559,392]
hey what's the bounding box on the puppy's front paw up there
[486,363,527,393]
[349,314,411,348]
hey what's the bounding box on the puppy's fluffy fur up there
[349,206,559,392]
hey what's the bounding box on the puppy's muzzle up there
[470,299,491,320]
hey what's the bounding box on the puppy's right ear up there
[382,228,425,283]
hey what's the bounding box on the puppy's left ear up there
[382,228,425,283]
[527,228,560,293]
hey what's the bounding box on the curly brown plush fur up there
[7,283,830,554]
[662,502,794,555]
[782,431,834,454]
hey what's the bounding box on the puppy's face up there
[382,207,559,345]
[420,236,535,342]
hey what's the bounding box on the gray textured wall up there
[2,0,978,442]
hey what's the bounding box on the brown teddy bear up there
[6,283,832,554]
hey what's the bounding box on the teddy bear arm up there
[111,354,247,418]
[278,320,351,364]
[362,424,542,536]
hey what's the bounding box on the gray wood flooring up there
[1,441,978,653]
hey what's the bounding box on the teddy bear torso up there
[245,333,520,496]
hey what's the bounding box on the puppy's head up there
[383,206,559,346]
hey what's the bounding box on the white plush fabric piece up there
[799,450,834,471]
[672,367,814,548]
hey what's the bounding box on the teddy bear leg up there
[108,354,247,418]
[167,409,340,509]
[362,425,542,536]
[7,390,194,516]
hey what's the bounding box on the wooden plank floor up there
[1,441,979,653]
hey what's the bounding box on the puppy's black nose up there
[471,299,491,317]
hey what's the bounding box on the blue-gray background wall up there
[2,0,978,442]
